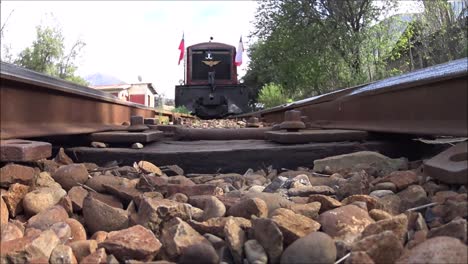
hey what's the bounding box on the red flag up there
[178,33,185,65]
[235,36,244,66]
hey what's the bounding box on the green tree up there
[246,0,397,101]
[1,9,15,63]
[385,0,467,72]
[15,25,88,85]
[257,82,291,108]
[417,0,467,65]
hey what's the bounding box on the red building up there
[91,83,157,107]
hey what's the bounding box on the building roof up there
[91,83,157,95]
[85,73,127,86]
[132,83,157,95]
[91,84,132,90]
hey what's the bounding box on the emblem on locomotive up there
[202,51,220,67]
[202,60,221,67]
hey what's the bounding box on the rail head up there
[239,57,468,118]
[0,61,159,112]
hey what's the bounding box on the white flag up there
[235,36,243,66]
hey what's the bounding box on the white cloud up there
[1,0,258,98]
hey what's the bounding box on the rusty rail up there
[0,62,193,139]
[237,58,468,137]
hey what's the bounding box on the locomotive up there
[175,41,251,119]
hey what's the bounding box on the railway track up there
[0,62,193,140]
[0,59,467,264]
[235,58,468,137]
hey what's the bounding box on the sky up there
[0,1,424,99]
[0,0,259,98]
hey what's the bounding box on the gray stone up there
[313,151,407,176]
[91,141,107,148]
[318,205,374,244]
[245,240,268,264]
[50,222,72,243]
[288,186,335,196]
[427,218,467,243]
[68,240,98,262]
[168,193,189,203]
[373,182,397,192]
[178,243,220,264]
[397,185,429,211]
[369,190,394,199]
[245,173,267,186]
[85,175,124,193]
[243,192,293,216]
[361,214,408,243]
[82,194,129,234]
[189,217,251,239]
[379,194,401,215]
[161,217,211,261]
[335,171,370,200]
[352,231,403,264]
[52,164,89,191]
[79,248,107,264]
[280,232,336,264]
[308,194,342,213]
[373,170,419,191]
[335,240,351,260]
[288,174,311,186]
[203,233,225,249]
[396,236,467,264]
[227,198,268,219]
[28,230,61,259]
[50,245,77,264]
[249,185,265,193]
[87,191,123,209]
[289,202,321,219]
[341,195,382,211]
[68,186,88,212]
[263,176,288,193]
[345,251,375,264]
[189,195,226,221]
[135,197,191,236]
[54,147,74,165]
[132,143,144,149]
[26,205,69,231]
[253,217,283,264]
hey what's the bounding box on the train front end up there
[175,42,250,119]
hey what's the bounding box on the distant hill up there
[85,73,127,86]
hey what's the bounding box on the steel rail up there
[238,58,468,137]
[0,62,192,139]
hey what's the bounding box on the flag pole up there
[183,32,186,85]
[183,36,186,85]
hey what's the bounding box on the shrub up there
[171,106,190,114]
[257,83,291,108]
